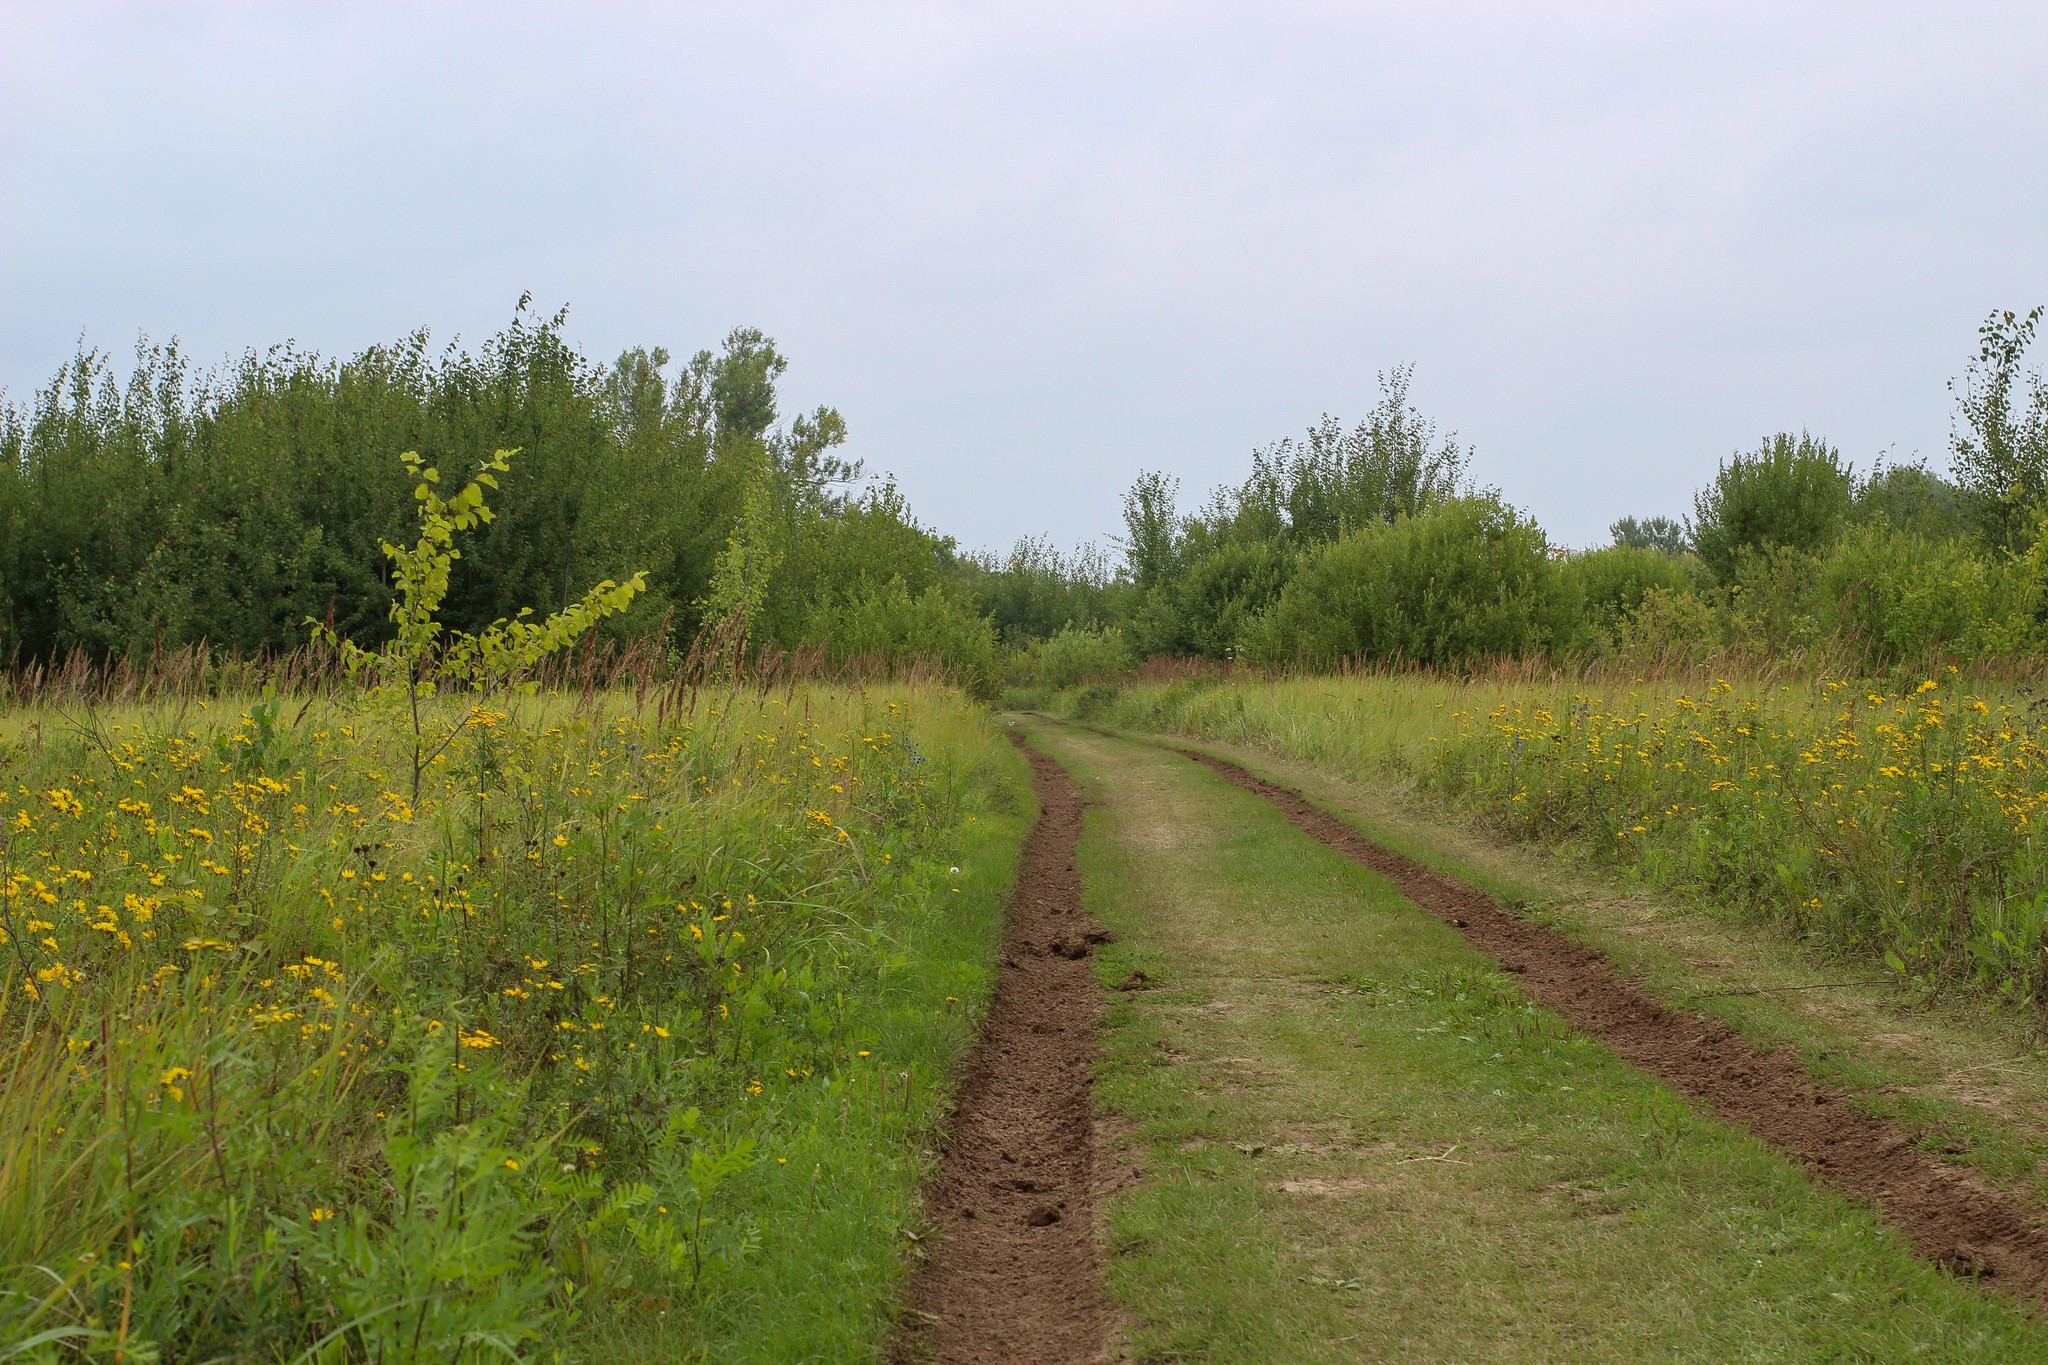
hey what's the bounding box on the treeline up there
[997,308,2048,682]
[9,302,2045,692]
[0,303,1000,692]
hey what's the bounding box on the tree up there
[1688,432,1853,582]
[707,326,788,444]
[1853,461,1969,542]
[1119,469,1183,589]
[1233,365,1468,545]
[1609,515,1688,555]
[1949,306,2048,553]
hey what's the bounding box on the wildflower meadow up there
[0,674,1024,1361]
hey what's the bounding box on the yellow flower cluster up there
[1431,673,2048,1000]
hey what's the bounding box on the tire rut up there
[1173,743,2048,1310]
[897,735,1110,1363]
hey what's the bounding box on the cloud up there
[4,1,2045,552]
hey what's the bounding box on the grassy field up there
[1051,668,2048,1010]
[1024,718,2048,1362]
[0,681,1030,1361]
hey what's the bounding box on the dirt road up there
[902,720,2048,1362]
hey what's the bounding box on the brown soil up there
[1176,746,2048,1307]
[898,735,1110,1363]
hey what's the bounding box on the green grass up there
[0,684,1031,1362]
[1055,668,2048,1007]
[686,764,1033,1363]
[1022,718,2048,1362]
[1057,668,2048,1210]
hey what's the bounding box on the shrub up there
[1815,523,2010,666]
[809,577,1001,699]
[1854,462,1970,542]
[1724,544,1829,654]
[1564,545,1711,646]
[1614,586,1729,668]
[1690,432,1854,582]
[1243,495,1575,668]
[1172,538,1297,660]
[1031,623,1133,690]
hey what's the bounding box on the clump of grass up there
[0,680,1026,1360]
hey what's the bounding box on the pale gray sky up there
[4,2,2045,554]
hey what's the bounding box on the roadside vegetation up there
[0,447,1029,1359]
[1047,668,2048,1014]
[1027,720,2048,1360]
[1009,305,2048,1016]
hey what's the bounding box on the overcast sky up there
[4,2,2045,556]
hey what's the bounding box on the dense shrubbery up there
[1562,544,1710,641]
[1113,366,1470,661]
[1057,305,2048,677]
[808,576,1001,699]
[1025,623,1133,690]
[1242,496,1574,667]
[7,301,2045,684]
[0,305,998,694]
[956,536,1120,647]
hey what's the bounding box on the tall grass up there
[0,675,1028,1360]
[1056,664,2048,1012]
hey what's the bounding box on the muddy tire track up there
[898,735,1110,1363]
[1174,744,2048,1308]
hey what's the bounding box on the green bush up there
[1243,496,1575,667]
[1691,432,1854,583]
[1031,623,1133,690]
[1854,462,1970,542]
[959,535,1119,645]
[1564,545,1711,645]
[809,577,1001,699]
[1815,524,2011,666]
[1725,545,1828,654]
[1614,586,1729,668]
[1128,536,1295,660]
